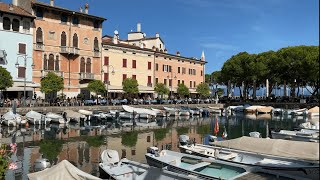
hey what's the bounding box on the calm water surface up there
[1,113,313,179]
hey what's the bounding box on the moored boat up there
[122,105,157,117]
[46,112,68,124]
[1,111,21,126]
[271,129,319,142]
[256,106,273,114]
[308,106,319,118]
[63,110,87,123]
[26,110,51,124]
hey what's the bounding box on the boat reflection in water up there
[2,114,310,179]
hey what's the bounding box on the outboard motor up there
[147,147,160,157]
[179,135,190,146]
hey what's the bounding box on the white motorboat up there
[122,105,157,117]
[245,105,266,113]
[63,110,86,123]
[271,108,284,115]
[78,109,93,116]
[99,149,194,180]
[164,107,190,116]
[151,108,169,117]
[26,111,51,125]
[46,112,68,124]
[271,129,319,142]
[299,121,319,130]
[178,135,319,179]
[256,106,273,114]
[1,111,21,126]
[163,107,180,116]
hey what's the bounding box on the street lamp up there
[15,55,35,107]
[167,72,177,102]
[104,65,115,106]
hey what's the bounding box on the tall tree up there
[40,72,64,97]
[0,66,13,99]
[122,78,139,100]
[154,83,169,99]
[177,84,190,98]
[196,83,210,98]
[87,80,106,96]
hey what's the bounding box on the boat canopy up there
[211,136,319,162]
[309,106,319,113]
[28,160,101,180]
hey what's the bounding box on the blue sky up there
[4,0,319,73]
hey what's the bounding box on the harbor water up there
[1,113,315,179]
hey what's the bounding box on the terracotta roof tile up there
[0,2,35,18]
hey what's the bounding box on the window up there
[55,55,59,71]
[169,65,172,72]
[104,57,109,65]
[18,43,26,54]
[123,59,127,68]
[201,70,203,76]
[43,54,48,70]
[155,78,158,84]
[61,32,67,46]
[12,19,20,32]
[23,21,30,33]
[164,79,167,85]
[93,20,100,29]
[190,81,192,88]
[182,80,184,85]
[48,54,55,70]
[148,76,152,84]
[18,67,26,78]
[148,62,152,70]
[132,60,136,68]
[61,14,68,24]
[36,9,43,18]
[178,80,180,85]
[194,81,196,88]
[36,28,43,43]
[104,73,109,82]
[73,33,78,48]
[193,69,196,75]
[169,79,172,86]
[163,65,170,72]
[132,75,136,80]
[121,149,126,159]
[182,68,186,74]
[94,37,99,51]
[3,17,10,30]
[72,17,79,25]
[80,57,85,72]
[131,150,136,156]
[156,63,158,71]
[84,38,89,44]
[122,74,127,81]
[178,67,181,73]
[147,136,151,142]
[86,58,91,73]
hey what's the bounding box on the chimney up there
[139,41,144,48]
[176,51,180,56]
[9,4,14,11]
[113,30,119,44]
[137,23,141,32]
[79,7,83,13]
[12,0,18,6]
[155,32,159,38]
[152,46,156,51]
[85,3,89,14]
[164,49,168,53]
[50,0,54,6]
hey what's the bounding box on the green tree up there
[123,78,139,100]
[177,83,190,98]
[40,72,64,95]
[87,80,106,95]
[0,66,13,100]
[196,83,210,98]
[154,83,169,99]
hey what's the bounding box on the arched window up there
[12,19,20,32]
[86,58,91,73]
[61,32,67,46]
[3,17,11,30]
[48,54,55,70]
[94,37,99,51]
[55,55,59,71]
[43,54,48,70]
[36,27,43,43]
[80,57,85,72]
[73,33,78,48]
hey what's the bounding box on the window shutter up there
[73,33,78,48]
[86,58,91,73]
[48,54,55,70]
[132,60,136,68]
[18,67,26,78]
[61,32,67,46]
[132,75,136,80]
[156,63,158,71]
[36,28,43,43]
[94,37,99,51]
[12,19,20,32]
[123,59,127,67]
[55,56,59,71]
[104,57,109,65]
[169,66,172,72]
[163,65,165,71]
[123,74,127,80]
[19,43,26,54]
[148,62,151,70]
[148,76,151,84]
[80,57,85,72]
[104,73,109,81]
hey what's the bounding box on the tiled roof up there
[0,2,35,18]
[32,1,106,21]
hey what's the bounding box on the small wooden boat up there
[271,129,319,142]
[46,112,68,124]
[99,149,194,180]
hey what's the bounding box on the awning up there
[6,87,33,91]
[5,82,37,91]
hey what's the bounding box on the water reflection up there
[1,114,312,179]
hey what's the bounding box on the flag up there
[222,126,228,138]
[214,118,219,135]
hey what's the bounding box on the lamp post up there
[104,65,115,106]
[15,55,35,107]
[167,72,177,102]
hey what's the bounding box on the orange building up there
[16,0,106,99]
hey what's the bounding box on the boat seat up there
[217,153,238,160]
[186,162,210,171]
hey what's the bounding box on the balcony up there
[35,43,44,51]
[80,72,94,80]
[147,83,153,87]
[41,70,64,78]
[69,47,80,55]
[60,46,69,54]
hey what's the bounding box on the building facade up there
[0,2,35,99]
[102,23,206,98]
[16,0,106,99]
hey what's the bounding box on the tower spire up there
[201,51,205,61]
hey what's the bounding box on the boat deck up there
[236,172,293,180]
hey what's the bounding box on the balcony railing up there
[80,72,94,80]
[41,70,64,78]
[147,83,153,87]
[70,47,80,55]
[35,43,44,51]
[60,46,69,54]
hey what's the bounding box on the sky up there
[3,0,319,73]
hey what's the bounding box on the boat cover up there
[122,105,157,116]
[64,110,84,119]
[26,111,43,119]
[3,111,21,120]
[211,136,319,162]
[101,149,120,165]
[28,160,101,180]
[256,106,273,113]
[309,106,319,113]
